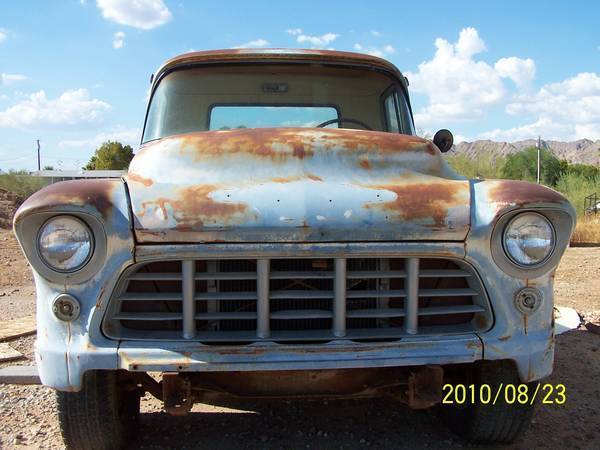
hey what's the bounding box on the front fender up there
[467,179,575,382]
[13,179,134,390]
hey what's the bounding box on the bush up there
[0,170,50,198]
[564,163,599,180]
[446,153,506,179]
[554,172,600,216]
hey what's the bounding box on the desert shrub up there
[571,217,600,244]
[0,170,50,197]
[446,153,506,179]
[564,163,599,180]
[554,172,600,217]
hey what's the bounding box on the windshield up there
[143,64,414,142]
[209,105,339,130]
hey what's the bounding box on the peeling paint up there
[127,128,469,242]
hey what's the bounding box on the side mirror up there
[433,129,453,153]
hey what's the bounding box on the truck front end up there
[13,49,575,447]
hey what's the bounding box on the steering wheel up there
[316,117,373,130]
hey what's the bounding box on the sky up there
[0,0,599,171]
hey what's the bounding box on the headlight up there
[503,212,555,266]
[37,216,93,272]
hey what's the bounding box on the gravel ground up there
[0,229,598,449]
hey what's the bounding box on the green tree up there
[84,141,134,170]
[501,147,565,186]
[43,165,54,170]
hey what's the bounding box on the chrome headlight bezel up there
[502,212,556,268]
[14,211,107,285]
[36,215,95,273]
[490,209,574,279]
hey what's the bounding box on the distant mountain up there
[451,139,600,165]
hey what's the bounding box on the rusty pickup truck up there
[13,49,575,448]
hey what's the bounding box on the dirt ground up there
[0,228,598,449]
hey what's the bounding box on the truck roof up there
[153,48,407,88]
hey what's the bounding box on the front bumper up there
[117,335,482,372]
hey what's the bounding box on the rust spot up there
[465,341,481,350]
[527,361,534,382]
[498,335,511,341]
[364,181,466,227]
[270,174,323,183]
[474,313,488,330]
[14,179,119,223]
[292,142,307,159]
[359,158,372,169]
[189,367,407,398]
[488,180,567,208]
[126,172,153,187]
[140,184,248,230]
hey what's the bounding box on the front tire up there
[441,360,535,444]
[57,371,140,450]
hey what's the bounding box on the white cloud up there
[286,28,302,36]
[96,0,171,30]
[406,27,599,141]
[480,72,600,141]
[1,73,28,85]
[353,43,395,58]
[405,27,514,128]
[0,89,110,128]
[454,27,486,58]
[295,32,339,48]
[112,31,125,49]
[234,38,270,49]
[495,57,536,88]
[479,118,572,141]
[370,30,382,37]
[0,30,6,44]
[59,127,141,149]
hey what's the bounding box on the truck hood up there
[126,128,471,243]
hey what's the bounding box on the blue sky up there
[0,0,599,170]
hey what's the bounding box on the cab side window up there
[383,90,415,135]
[384,93,400,133]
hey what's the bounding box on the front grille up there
[103,257,491,342]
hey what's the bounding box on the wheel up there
[441,360,535,444]
[57,371,141,450]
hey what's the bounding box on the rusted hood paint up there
[126,128,471,243]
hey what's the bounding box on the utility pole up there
[36,139,41,171]
[536,136,541,184]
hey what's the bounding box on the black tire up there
[57,370,141,450]
[441,360,535,444]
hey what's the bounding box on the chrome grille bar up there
[333,258,347,337]
[256,259,270,339]
[182,260,196,339]
[404,257,419,335]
